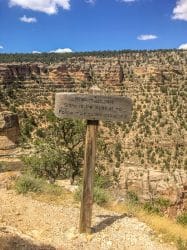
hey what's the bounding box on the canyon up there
[0,50,186,213]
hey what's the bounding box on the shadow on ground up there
[0,234,56,250]
[93,213,127,233]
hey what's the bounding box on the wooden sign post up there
[80,119,98,233]
[54,86,132,234]
[80,86,100,234]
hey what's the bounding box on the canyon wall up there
[0,50,186,211]
[0,112,19,150]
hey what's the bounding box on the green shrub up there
[22,147,66,183]
[126,191,139,204]
[21,122,33,138]
[155,197,170,208]
[36,128,46,138]
[177,212,187,226]
[15,175,43,194]
[15,174,64,196]
[27,119,84,183]
[143,202,160,214]
[143,198,170,214]
[93,186,109,205]
[74,186,109,206]
[45,110,57,122]
[94,174,111,189]
[74,175,110,205]
[74,186,81,201]
[177,238,187,250]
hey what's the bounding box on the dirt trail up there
[0,174,175,250]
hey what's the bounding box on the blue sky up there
[0,0,187,53]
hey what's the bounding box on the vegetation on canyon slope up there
[0,49,187,250]
[0,49,186,203]
[22,117,85,183]
[0,49,182,64]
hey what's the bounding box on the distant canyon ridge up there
[0,50,186,215]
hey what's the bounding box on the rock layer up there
[0,50,186,208]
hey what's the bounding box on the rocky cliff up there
[0,112,19,150]
[0,50,186,211]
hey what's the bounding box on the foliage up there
[22,146,67,183]
[19,115,37,143]
[177,212,187,226]
[143,202,160,214]
[15,175,43,194]
[36,128,46,138]
[177,238,187,250]
[93,186,109,205]
[21,118,85,183]
[74,174,110,205]
[126,191,139,204]
[74,185,109,206]
[125,192,170,215]
[15,174,66,196]
[0,49,180,64]
[50,118,85,151]
[94,174,111,189]
[143,198,170,215]
[1,49,186,179]
[48,118,85,182]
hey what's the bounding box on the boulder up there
[0,112,20,150]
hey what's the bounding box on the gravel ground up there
[0,185,175,250]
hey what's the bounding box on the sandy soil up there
[0,172,175,250]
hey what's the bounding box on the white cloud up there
[9,0,70,15]
[20,15,37,23]
[85,0,96,4]
[178,43,187,49]
[172,0,187,21]
[32,48,73,53]
[137,34,158,40]
[32,50,41,53]
[50,48,73,53]
[0,45,4,49]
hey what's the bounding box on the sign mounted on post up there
[55,93,132,122]
[54,87,133,234]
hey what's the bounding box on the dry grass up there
[105,202,187,246]
[31,190,74,205]
[13,173,187,248]
[31,182,187,245]
[14,173,74,205]
[30,181,74,205]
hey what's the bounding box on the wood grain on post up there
[79,86,100,234]
[79,119,98,233]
